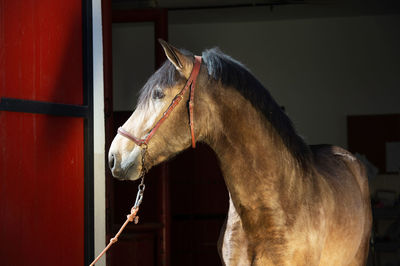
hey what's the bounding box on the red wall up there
[0,1,85,265]
[0,0,83,104]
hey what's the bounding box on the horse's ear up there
[158,39,193,78]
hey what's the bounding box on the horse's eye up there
[152,89,165,100]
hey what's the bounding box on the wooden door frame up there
[102,3,169,265]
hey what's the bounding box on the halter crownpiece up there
[118,55,202,149]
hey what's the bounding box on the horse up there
[108,40,372,266]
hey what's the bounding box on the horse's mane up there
[202,48,312,169]
[137,47,312,169]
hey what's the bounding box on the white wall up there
[168,13,400,148]
[93,0,106,265]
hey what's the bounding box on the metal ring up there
[138,183,145,191]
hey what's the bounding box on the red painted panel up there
[0,0,85,265]
[0,112,84,266]
[0,0,83,105]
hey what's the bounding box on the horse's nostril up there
[109,152,124,178]
[109,153,115,170]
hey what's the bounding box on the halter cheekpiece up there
[118,55,202,149]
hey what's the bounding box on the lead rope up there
[89,146,148,266]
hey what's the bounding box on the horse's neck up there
[205,87,308,219]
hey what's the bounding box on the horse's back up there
[310,144,372,265]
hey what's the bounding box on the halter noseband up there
[118,56,202,149]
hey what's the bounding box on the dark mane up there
[202,48,312,168]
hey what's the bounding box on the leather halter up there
[118,56,202,149]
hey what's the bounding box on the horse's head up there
[109,40,209,180]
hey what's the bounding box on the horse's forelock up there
[136,60,180,109]
[136,49,194,110]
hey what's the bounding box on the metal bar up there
[0,97,88,117]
